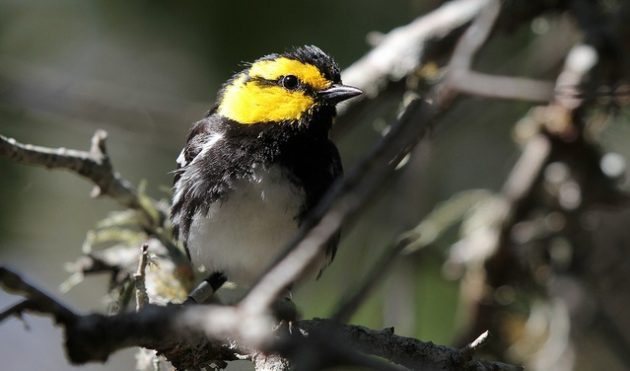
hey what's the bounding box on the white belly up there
[187,165,305,287]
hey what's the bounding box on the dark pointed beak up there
[318,84,363,104]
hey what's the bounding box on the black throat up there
[218,106,340,216]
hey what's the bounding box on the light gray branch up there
[339,0,492,107]
[0,130,139,209]
[444,0,554,103]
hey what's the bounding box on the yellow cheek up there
[218,79,315,124]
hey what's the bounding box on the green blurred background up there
[4,1,625,370]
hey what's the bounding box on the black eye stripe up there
[247,75,315,94]
[247,75,277,86]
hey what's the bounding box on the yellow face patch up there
[249,57,331,91]
[217,74,316,124]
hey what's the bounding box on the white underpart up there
[187,165,305,287]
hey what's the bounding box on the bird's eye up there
[281,75,299,90]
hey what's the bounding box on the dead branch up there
[0,130,139,209]
[0,265,76,326]
[133,244,150,311]
[443,0,554,103]
[341,0,492,101]
[1,265,520,371]
[299,320,521,371]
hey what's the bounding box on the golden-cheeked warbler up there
[170,45,362,292]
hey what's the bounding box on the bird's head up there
[216,45,362,127]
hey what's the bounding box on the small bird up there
[171,45,362,293]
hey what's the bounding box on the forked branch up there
[0,130,139,209]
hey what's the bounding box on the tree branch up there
[339,0,492,111]
[443,0,554,103]
[0,266,77,325]
[1,264,520,371]
[0,130,139,209]
[299,320,521,371]
[0,130,188,265]
[133,243,150,311]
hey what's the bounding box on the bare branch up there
[451,35,619,368]
[133,243,150,311]
[460,330,490,360]
[299,320,522,371]
[0,266,77,325]
[448,0,501,72]
[502,134,552,203]
[1,265,521,370]
[0,130,187,265]
[0,130,139,209]
[340,0,492,106]
[448,71,554,102]
[0,300,33,323]
[443,0,554,103]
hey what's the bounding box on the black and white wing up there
[171,118,227,245]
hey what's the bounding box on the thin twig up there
[134,243,150,311]
[444,0,554,103]
[460,330,490,360]
[0,266,77,325]
[447,0,501,71]
[0,300,33,323]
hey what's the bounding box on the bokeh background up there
[1,1,629,370]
